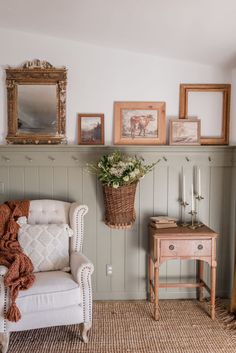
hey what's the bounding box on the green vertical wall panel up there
[125,183,140,293]
[39,167,53,199]
[139,171,154,293]
[24,167,39,200]
[67,167,83,203]
[210,167,229,296]
[96,181,111,294]
[0,167,9,203]
[53,167,68,201]
[9,167,24,200]
[0,145,234,300]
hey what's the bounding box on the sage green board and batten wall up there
[0,145,234,300]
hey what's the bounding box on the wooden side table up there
[148,224,218,321]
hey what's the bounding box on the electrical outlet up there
[0,182,5,194]
[106,264,112,276]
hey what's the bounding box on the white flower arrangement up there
[88,150,159,188]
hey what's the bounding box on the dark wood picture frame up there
[179,84,231,145]
[78,114,104,145]
[169,118,201,146]
[114,101,166,145]
[6,59,67,144]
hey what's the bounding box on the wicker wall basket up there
[102,182,138,229]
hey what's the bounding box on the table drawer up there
[160,239,211,257]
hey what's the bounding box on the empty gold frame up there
[179,84,231,145]
[6,60,67,144]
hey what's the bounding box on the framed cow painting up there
[114,102,166,145]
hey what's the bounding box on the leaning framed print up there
[78,114,104,145]
[179,84,231,145]
[169,118,201,146]
[114,101,166,145]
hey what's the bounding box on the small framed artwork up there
[114,101,166,145]
[78,114,104,145]
[169,118,201,145]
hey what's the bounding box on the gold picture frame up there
[179,84,231,145]
[114,101,166,145]
[6,59,67,144]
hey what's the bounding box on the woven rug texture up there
[8,300,236,353]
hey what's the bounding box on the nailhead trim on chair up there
[3,287,7,332]
[0,274,7,333]
[80,266,93,323]
[74,207,88,252]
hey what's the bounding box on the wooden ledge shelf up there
[0,144,234,167]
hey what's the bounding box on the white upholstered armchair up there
[0,200,94,353]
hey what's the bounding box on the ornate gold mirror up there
[6,60,67,144]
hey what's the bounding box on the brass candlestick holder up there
[180,200,189,227]
[195,194,204,228]
[188,210,197,229]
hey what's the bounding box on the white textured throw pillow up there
[18,224,71,273]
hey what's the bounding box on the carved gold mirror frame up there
[6,60,67,144]
[179,84,231,145]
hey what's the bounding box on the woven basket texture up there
[102,182,138,229]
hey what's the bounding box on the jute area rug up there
[8,300,236,353]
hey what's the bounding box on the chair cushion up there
[18,223,71,272]
[16,271,81,314]
[28,200,70,225]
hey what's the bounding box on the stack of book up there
[150,216,178,229]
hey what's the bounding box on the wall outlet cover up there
[106,264,112,276]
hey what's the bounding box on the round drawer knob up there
[198,244,203,250]
[169,245,175,251]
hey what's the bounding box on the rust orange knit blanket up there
[0,200,35,322]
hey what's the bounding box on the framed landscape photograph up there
[169,118,201,145]
[78,114,104,145]
[114,102,166,145]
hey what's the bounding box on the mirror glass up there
[17,85,57,135]
[187,91,223,137]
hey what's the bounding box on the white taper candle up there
[191,183,195,212]
[198,167,201,197]
[182,174,186,203]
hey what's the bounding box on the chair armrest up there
[70,252,94,324]
[69,203,88,253]
[70,252,94,284]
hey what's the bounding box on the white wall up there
[0,27,232,144]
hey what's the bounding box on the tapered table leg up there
[211,264,216,320]
[154,265,160,320]
[198,260,204,302]
[149,255,154,303]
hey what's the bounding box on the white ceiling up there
[0,0,236,67]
